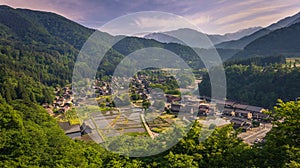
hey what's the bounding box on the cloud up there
[214,2,299,25]
[216,8,300,33]
[99,12,198,36]
[1,0,300,34]
[0,0,91,21]
[185,13,211,25]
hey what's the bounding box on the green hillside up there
[232,22,300,60]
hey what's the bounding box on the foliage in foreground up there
[0,96,299,167]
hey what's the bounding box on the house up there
[81,120,94,135]
[230,118,252,131]
[199,96,211,102]
[246,105,269,120]
[58,122,82,139]
[233,103,248,110]
[182,105,196,114]
[166,95,181,103]
[225,100,236,108]
[252,112,269,120]
[199,99,207,104]
[234,110,252,119]
[222,108,234,116]
[171,104,181,113]
[198,104,210,116]
[246,105,265,113]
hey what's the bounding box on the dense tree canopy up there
[199,64,300,108]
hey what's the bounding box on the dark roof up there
[235,110,251,114]
[230,117,251,124]
[199,107,209,112]
[58,122,81,134]
[166,95,181,102]
[171,104,181,112]
[223,109,233,114]
[230,118,245,125]
[225,101,236,107]
[233,104,248,110]
[199,104,209,109]
[246,105,264,113]
[253,113,269,118]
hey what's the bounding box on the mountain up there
[144,28,215,48]
[144,27,261,48]
[231,22,300,60]
[216,12,300,49]
[267,12,300,30]
[0,4,233,90]
[143,32,184,44]
[221,27,262,41]
[215,28,272,49]
[0,5,97,87]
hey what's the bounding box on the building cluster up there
[167,96,270,131]
[49,72,271,138]
[168,95,215,120]
[43,86,73,114]
[217,100,269,131]
[93,80,112,96]
[130,74,151,101]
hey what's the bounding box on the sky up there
[1,0,300,35]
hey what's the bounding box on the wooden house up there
[171,103,181,113]
[222,108,235,116]
[230,117,252,131]
[58,122,81,139]
[234,110,252,119]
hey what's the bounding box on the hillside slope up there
[232,22,300,60]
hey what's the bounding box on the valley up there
[0,4,299,167]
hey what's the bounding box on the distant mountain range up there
[145,11,300,61]
[216,12,300,50]
[144,27,262,48]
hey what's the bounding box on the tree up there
[253,100,300,167]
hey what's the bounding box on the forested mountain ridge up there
[0,5,94,88]
[232,22,300,60]
[0,5,96,49]
[0,5,233,88]
[215,28,272,49]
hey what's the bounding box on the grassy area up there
[151,127,164,133]
[160,114,176,119]
[69,118,80,125]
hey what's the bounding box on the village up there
[43,70,272,145]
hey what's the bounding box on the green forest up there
[199,63,300,109]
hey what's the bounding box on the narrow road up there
[140,113,158,139]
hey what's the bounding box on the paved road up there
[238,123,272,145]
